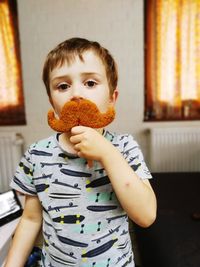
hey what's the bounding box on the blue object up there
[24,247,42,267]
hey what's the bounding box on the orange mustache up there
[47,99,115,132]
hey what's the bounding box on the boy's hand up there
[70,126,113,162]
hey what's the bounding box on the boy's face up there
[49,50,118,117]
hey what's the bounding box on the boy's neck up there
[59,132,76,154]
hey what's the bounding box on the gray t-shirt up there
[10,130,152,267]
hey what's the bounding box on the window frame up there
[144,0,200,122]
[0,0,26,126]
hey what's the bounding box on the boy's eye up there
[85,80,97,88]
[57,82,69,90]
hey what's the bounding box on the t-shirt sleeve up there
[10,147,37,195]
[123,134,152,179]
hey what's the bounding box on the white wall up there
[1,0,200,164]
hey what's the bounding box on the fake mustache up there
[47,99,115,132]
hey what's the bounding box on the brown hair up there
[42,37,118,97]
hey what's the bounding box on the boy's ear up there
[110,89,119,104]
[48,97,59,118]
[49,97,54,108]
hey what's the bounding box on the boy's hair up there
[42,37,118,97]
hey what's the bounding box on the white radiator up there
[0,132,24,192]
[150,127,200,172]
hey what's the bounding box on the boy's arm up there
[4,195,42,267]
[99,147,157,227]
[70,126,157,228]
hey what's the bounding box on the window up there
[144,0,200,121]
[0,0,26,125]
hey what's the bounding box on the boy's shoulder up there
[28,134,57,151]
[104,129,135,141]
[104,130,138,148]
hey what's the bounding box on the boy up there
[5,38,156,267]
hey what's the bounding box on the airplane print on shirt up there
[47,202,78,212]
[49,192,81,199]
[40,162,69,168]
[85,176,110,188]
[29,149,53,157]
[52,179,81,190]
[19,161,33,176]
[60,168,92,177]
[52,214,85,224]
[32,173,53,181]
[81,238,118,258]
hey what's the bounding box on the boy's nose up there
[71,85,83,99]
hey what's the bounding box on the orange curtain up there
[145,0,200,121]
[0,0,26,125]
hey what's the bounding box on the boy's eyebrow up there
[51,72,102,82]
[80,72,102,77]
[51,75,70,82]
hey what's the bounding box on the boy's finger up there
[71,126,87,135]
[74,143,81,151]
[70,134,83,144]
[87,160,93,169]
